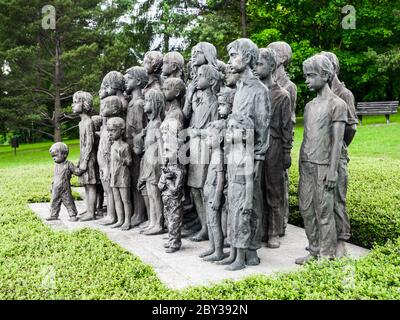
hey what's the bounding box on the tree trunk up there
[53,32,62,142]
[240,0,247,38]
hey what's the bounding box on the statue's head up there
[133,131,145,156]
[72,91,94,115]
[107,117,125,141]
[267,41,292,68]
[197,64,221,94]
[303,54,334,92]
[205,119,226,150]
[144,89,164,119]
[226,113,254,146]
[162,77,186,102]
[143,51,163,75]
[91,115,102,131]
[191,42,218,69]
[320,51,340,76]
[224,64,240,87]
[99,71,125,99]
[162,52,185,78]
[217,86,235,118]
[256,48,277,80]
[124,66,149,93]
[227,38,259,74]
[49,142,69,163]
[100,95,123,118]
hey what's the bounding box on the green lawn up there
[0,118,400,299]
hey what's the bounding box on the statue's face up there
[225,67,240,87]
[304,69,326,91]
[196,68,209,90]
[124,73,140,93]
[205,131,220,149]
[162,59,175,76]
[107,125,121,141]
[192,47,206,66]
[255,56,273,80]
[217,96,231,118]
[72,97,83,114]
[144,96,154,116]
[51,150,66,163]
[228,47,246,74]
[99,83,116,99]
[143,56,155,74]
[162,84,176,101]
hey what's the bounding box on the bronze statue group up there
[47,38,357,271]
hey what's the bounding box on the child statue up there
[256,48,293,249]
[221,114,255,271]
[320,51,358,258]
[99,71,128,116]
[267,41,297,236]
[162,52,185,80]
[216,87,235,243]
[46,142,82,221]
[97,95,123,226]
[224,64,241,90]
[92,115,105,215]
[72,91,98,222]
[124,66,149,227]
[295,54,348,265]
[186,63,220,242]
[137,89,164,235]
[226,38,270,266]
[143,51,163,97]
[158,138,186,253]
[107,117,133,230]
[199,120,226,262]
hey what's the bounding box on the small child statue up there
[220,114,255,271]
[97,95,123,226]
[143,51,163,97]
[296,54,348,265]
[91,115,104,215]
[47,142,82,221]
[72,91,98,222]
[158,138,186,253]
[107,117,133,230]
[138,89,165,235]
[199,120,226,262]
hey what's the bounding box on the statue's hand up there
[324,170,337,190]
[79,161,87,172]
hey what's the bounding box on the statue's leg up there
[110,187,124,228]
[98,180,116,225]
[120,187,132,231]
[190,187,208,241]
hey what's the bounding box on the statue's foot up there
[216,255,235,265]
[131,217,147,228]
[267,236,280,249]
[245,250,260,266]
[203,252,225,262]
[190,230,208,242]
[295,254,316,265]
[166,247,180,253]
[68,216,79,222]
[110,220,124,228]
[143,227,164,235]
[335,241,347,258]
[225,261,245,271]
[120,222,131,231]
[139,221,151,229]
[79,213,95,222]
[46,216,59,221]
[77,210,86,217]
[98,217,116,225]
[163,242,170,248]
[199,248,214,258]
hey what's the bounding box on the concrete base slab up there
[28,201,370,290]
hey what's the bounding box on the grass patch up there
[0,121,399,299]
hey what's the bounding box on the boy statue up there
[256,48,293,249]
[162,52,185,80]
[226,38,270,266]
[47,142,82,221]
[296,54,348,265]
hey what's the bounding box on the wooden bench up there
[356,101,398,125]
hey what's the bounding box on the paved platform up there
[28,201,369,290]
